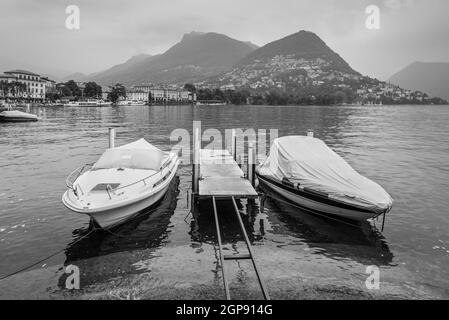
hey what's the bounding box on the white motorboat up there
[63,99,111,107]
[0,110,38,122]
[116,100,147,106]
[256,136,393,222]
[62,139,179,229]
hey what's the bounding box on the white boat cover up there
[0,110,38,119]
[258,136,393,213]
[92,138,169,171]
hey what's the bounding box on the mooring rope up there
[0,227,97,281]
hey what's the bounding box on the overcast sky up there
[0,0,448,80]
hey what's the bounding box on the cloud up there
[0,0,447,80]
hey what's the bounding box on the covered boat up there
[0,110,38,122]
[62,139,179,229]
[256,136,393,221]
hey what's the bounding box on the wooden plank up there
[199,149,258,198]
[199,177,258,198]
[223,253,251,260]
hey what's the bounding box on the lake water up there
[0,104,448,299]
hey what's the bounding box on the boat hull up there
[85,181,172,229]
[62,153,179,229]
[0,116,38,122]
[116,102,147,106]
[257,174,382,222]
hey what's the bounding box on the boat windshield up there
[92,148,168,171]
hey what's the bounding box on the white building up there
[127,90,148,102]
[41,77,56,95]
[130,84,193,103]
[3,69,46,100]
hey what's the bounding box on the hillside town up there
[0,65,446,107]
[208,55,362,90]
[198,54,447,105]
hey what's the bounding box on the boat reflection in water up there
[189,198,259,245]
[58,177,179,288]
[260,188,394,266]
[190,187,393,268]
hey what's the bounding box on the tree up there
[0,81,7,97]
[334,91,347,104]
[184,83,196,93]
[84,82,102,98]
[4,81,27,97]
[59,84,73,97]
[46,92,60,102]
[64,80,82,98]
[108,83,126,103]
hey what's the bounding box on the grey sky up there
[1,0,448,80]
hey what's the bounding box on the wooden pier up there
[191,128,270,300]
[198,149,258,199]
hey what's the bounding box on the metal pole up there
[192,126,200,194]
[108,128,115,148]
[247,142,256,187]
[212,197,230,300]
[231,197,270,300]
[231,129,236,161]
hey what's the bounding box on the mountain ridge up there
[389,61,449,101]
[236,30,357,75]
[86,32,257,86]
[59,30,447,104]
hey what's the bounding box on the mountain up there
[87,32,257,86]
[61,72,88,82]
[389,62,449,101]
[244,41,259,50]
[208,30,361,91]
[237,30,357,74]
[89,54,158,84]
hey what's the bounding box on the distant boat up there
[0,110,38,122]
[116,100,147,106]
[256,136,393,222]
[63,99,112,107]
[196,100,226,106]
[62,139,179,229]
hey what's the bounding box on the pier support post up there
[231,129,237,161]
[108,128,116,148]
[247,142,256,187]
[192,126,200,194]
[307,129,314,138]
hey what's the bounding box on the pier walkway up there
[192,141,269,300]
[198,149,258,199]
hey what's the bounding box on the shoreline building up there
[101,86,111,101]
[41,77,56,96]
[129,84,195,103]
[0,69,52,102]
